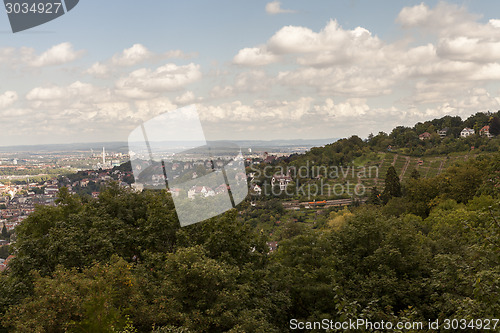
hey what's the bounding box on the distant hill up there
[0,138,339,154]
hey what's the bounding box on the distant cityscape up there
[0,139,332,249]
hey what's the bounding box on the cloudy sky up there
[1,0,500,146]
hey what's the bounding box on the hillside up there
[0,112,498,332]
[250,111,499,201]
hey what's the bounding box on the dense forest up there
[0,113,499,332]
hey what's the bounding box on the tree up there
[4,256,140,333]
[489,116,500,136]
[0,245,9,259]
[1,222,8,240]
[382,166,402,203]
[367,186,382,205]
[409,169,420,180]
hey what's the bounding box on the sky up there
[1,0,500,146]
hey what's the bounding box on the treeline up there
[282,111,500,167]
[0,152,498,331]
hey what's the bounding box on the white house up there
[271,172,292,191]
[188,186,215,199]
[251,184,262,196]
[460,127,475,138]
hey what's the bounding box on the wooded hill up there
[0,112,498,332]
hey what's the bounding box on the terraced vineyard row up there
[315,151,475,197]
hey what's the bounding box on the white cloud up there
[27,42,84,67]
[277,66,395,96]
[314,98,369,118]
[267,21,384,65]
[85,44,196,78]
[210,86,234,98]
[265,1,296,15]
[175,91,196,105]
[233,46,279,66]
[23,80,182,127]
[26,81,98,102]
[234,70,273,92]
[233,20,389,69]
[111,44,153,67]
[7,2,500,145]
[0,91,18,109]
[115,63,202,98]
[164,50,197,59]
[85,62,110,78]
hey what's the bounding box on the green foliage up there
[367,186,382,205]
[1,113,499,331]
[4,256,138,333]
[10,184,179,280]
[382,166,402,203]
[409,169,420,180]
[490,116,500,136]
[0,245,9,259]
[0,223,8,240]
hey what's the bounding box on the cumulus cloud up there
[268,20,386,67]
[0,91,18,109]
[85,62,110,78]
[23,80,183,127]
[175,91,196,105]
[277,66,395,96]
[233,46,279,66]
[111,44,154,67]
[115,63,202,99]
[27,42,84,67]
[234,70,274,92]
[210,86,234,98]
[314,98,370,118]
[230,2,500,107]
[85,44,196,78]
[265,1,296,15]
[27,81,99,101]
[396,2,485,37]
[7,2,500,144]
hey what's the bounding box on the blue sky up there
[1,1,500,145]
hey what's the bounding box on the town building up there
[460,127,475,138]
[437,127,449,138]
[419,132,431,140]
[271,172,292,191]
[479,125,494,138]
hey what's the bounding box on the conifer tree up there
[1,222,8,240]
[382,166,402,203]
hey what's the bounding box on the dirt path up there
[436,158,445,176]
[391,154,398,166]
[373,159,385,186]
[399,156,410,180]
[424,160,432,177]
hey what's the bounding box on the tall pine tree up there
[1,222,8,240]
[382,166,402,203]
